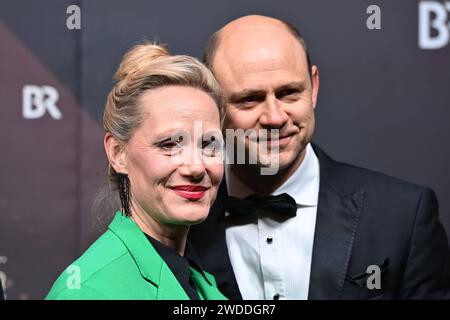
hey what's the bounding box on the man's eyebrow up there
[228,81,308,102]
[276,81,307,92]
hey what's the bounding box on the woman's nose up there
[178,148,206,179]
[179,163,206,180]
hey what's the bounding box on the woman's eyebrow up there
[153,128,186,141]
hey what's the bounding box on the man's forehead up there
[229,47,302,71]
[219,21,297,53]
[214,39,307,85]
[214,26,306,73]
[220,15,287,36]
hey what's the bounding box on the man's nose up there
[259,96,288,128]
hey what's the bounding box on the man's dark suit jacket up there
[188,144,450,299]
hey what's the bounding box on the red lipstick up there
[170,185,208,200]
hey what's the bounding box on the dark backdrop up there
[1,0,449,299]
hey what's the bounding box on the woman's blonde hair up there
[103,42,225,190]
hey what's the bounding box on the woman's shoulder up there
[45,229,138,299]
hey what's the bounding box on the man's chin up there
[256,150,295,168]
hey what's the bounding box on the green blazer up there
[46,212,227,300]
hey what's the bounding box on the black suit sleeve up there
[400,188,450,299]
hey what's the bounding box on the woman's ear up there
[104,133,127,174]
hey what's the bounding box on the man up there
[188,15,450,299]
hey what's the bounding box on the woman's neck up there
[129,203,188,256]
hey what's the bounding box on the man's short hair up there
[203,18,313,81]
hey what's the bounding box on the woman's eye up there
[159,140,183,152]
[160,142,177,150]
[202,140,215,150]
[202,140,221,156]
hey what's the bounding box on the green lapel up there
[108,211,189,300]
[190,268,226,300]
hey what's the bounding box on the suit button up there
[266,236,273,244]
[273,293,280,300]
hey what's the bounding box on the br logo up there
[419,1,450,49]
[22,85,62,120]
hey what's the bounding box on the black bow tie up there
[224,193,297,218]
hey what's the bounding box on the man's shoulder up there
[334,158,427,191]
[313,143,432,197]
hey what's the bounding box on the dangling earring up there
[117,173,131,216]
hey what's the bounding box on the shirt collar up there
[144,234,209,284]
[225,143,320,206]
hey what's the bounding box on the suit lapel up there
[190,268,227,300]
[156,264,190,300]
[308,144,365,299]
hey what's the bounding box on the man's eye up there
[278,89,298,98]
[235,95,261,107]
[243,95,258,103]
[277,89,301,102]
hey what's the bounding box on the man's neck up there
[229,147,307,195]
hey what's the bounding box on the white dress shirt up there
[225,143,320,300]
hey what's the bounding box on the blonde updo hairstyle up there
[102,42,225,215]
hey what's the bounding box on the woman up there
[46,43,226,300]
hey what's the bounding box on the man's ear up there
[104,133,127,174]
[311,65,320,109]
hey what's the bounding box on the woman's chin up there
[165,207,209,226]
[165,199,211,223]
[181,213,209,225]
